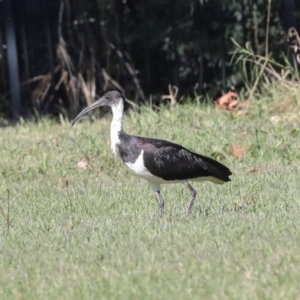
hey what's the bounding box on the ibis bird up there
[72,91,232,216]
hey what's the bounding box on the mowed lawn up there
[0,100,300,299]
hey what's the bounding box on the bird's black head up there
[71,91,123,125]
[99,91,122,107]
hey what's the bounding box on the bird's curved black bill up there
[71,97,105,126]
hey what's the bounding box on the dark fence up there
[0,0,299,119]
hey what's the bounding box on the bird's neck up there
[110,100,124,157]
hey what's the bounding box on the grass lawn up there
[0,99,300,299]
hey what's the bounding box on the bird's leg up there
[149,183,164,216]
[155,191,164,217]
[182,181,197,216]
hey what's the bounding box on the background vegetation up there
[0,0,299,118]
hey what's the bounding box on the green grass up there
[1,99,300,299]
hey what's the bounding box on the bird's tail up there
[197,154,232,182]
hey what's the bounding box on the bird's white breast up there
[125,150,153,178]
[124,150,179,185]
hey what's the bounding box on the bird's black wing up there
[140,137,231,182]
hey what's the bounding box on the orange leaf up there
[242,196,256,204]
[228,99,239,109]
[215,92,238,110]
[232,145,246,159]
[248,168,261,173]
[242,196,249,203]
[77,160,90,169]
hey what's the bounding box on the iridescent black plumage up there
[116,131,231,182]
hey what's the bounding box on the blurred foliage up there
[0,0,299,117]
[0,57,5,117]
[94,0,289,99]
